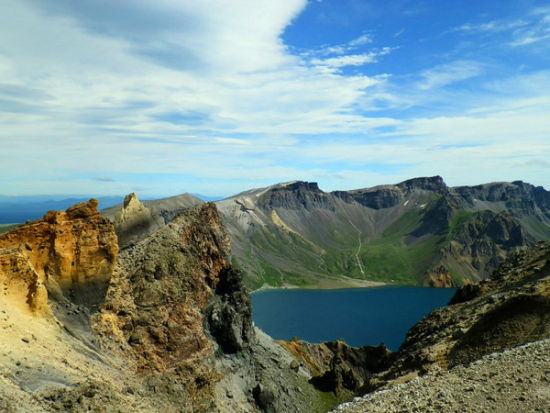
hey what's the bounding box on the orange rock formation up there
[423,265,454,288]
[0,199,118,313]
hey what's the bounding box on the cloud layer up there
[0,0,549,197]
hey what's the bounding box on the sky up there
[1,0,549,198]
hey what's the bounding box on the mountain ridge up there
[215,176,550,289]
[2,177,548,289]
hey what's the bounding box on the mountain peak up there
[278,181,321,192]
[397,176,448,193]
[123,192,140,208]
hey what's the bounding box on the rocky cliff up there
[100,192,203,249]
[278,339,393,399]
[92,202,232,411]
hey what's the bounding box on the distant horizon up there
[1,1,548,198]
[0,175,548,201]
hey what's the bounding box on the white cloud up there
[0,1,549,197]
[509,30,550,47]
[450,9,550,50]
[311,48,393,70]
[349,34,373,46]
[312,53,378,68]
[452,20,527,34]
[214,137,250,145]
[394,28,405,38]
[0,1,383,147]
[508,8,550,47]
[418,61,484,90]
[302,33,374,58]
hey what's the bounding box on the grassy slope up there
[234,226,354,290]
[235,206,449,289]
[360,208,443,285]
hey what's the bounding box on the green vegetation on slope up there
[447,210,476,239]
[235,223,365,290]
[362,236,443,285]
[236,206,451,288]
[360,209,443,285]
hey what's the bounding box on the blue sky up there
[1,0,549,198]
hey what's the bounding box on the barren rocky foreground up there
[332,339,550,413]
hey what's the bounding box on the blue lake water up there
[251,286,456,351]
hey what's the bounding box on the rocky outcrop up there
[443,210,535,280]
[331,339,550,413]
[338,187,402,210]
[100,192,204,249]
[279,339,393,399]
[92,203,230,411]
[257,181,336,211]
[0,199,118,313]
[109,193,165,249]
[204,266,254,354]
[397,175,449,195]
[453,180,550,222]
[1,199,338,412]
[336,176,448,210]
[423,265,453,288]
[93,201,334,412]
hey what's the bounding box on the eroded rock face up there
[338,176,449,210]
[204,266,254,354]
[93,203,236,411]
[444,210,534,280]
[279,339,393,400]
[1,198,338,412]
[257,181,336,211]
[0,199,118,313]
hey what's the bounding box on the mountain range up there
[2,176,549,290]
[216,176,550,289]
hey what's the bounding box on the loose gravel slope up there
[332,339,550,413]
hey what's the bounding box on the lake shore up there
[251,276,387,294]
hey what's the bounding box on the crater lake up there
[251,286,457,351]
